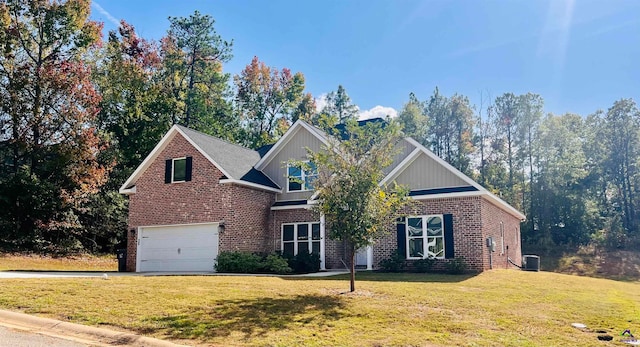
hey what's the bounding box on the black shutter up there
[396,219,406,258]
[164,159,172,183]
[185,156,193,182]
[444,214,454,259]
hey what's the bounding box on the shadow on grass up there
[284,271,479,283]
[143,294,348,340]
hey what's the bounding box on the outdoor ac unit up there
[522,255,540,271]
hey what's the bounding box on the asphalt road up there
[0,325,89,347]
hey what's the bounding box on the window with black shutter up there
[164,156,193,183]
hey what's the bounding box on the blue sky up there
[91,0,639,119]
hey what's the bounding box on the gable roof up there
[119,125,280,194]
[382,137,525,221]
[254,120,330,171]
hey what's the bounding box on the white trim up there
[270,204,313,211]
[380,147,421,186]
[218,179,282,193]
[281,222,323,265]
[171,157,187,183]
[119,125,235,195]
[320,214,326,270]
[119,186,136,195]
[405,214,445,260]
[285,161,317,193]
[255,120,329,171]
[366,245,373,270]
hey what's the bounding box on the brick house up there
[120,120,525,272]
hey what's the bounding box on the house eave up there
[119,186,137,195]
[219,179,282,193]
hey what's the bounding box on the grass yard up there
[0,271,639,346]
[0,253,117,271]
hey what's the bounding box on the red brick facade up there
[125,131,523,273]
[271,208,346,270]
[370,196,522,272]
[126,134,275,271]
[480,199,522,271]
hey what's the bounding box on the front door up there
[355,245,372,270]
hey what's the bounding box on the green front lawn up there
[0,271,638,346]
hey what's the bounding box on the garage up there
[137,223,219,272]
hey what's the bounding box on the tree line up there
[0,0,637,254]
[396,89,640,252]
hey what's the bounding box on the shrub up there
[262,253,292,274]
[287,252,321,274]
[413,257,436,273]
[215,251,262,273]
[446,257,467,274]
[378,250,406,272]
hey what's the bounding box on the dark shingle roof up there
[256,144,274,158]
[176,125,279,189]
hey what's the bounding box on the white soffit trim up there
[218,179,282,193]
[119,125,235,195]
[119,186,137,195]
[254,120,330,171]
[270,204,313,211]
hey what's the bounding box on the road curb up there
[0,309,187,347]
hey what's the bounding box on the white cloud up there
[314,93,328,113]
[92,1,121,28]
[358,105,398,121]
[314,94,397,121]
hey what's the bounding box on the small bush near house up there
[215,251,262,273]
[378,250,406,272]
[287,252,321,274]
[262,253,292,274]
[215,251,295,274]
[413,257,436,273]
[446,257,467,274]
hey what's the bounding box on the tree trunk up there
[349,242,356,292]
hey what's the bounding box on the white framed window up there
[406,215,445,259]
[282,222,321,256]
[287,161,318,192]
[172,157,187,183]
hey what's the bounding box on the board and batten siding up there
[263,127,325,201]
[382,139,416,176]
[395,152,469,189]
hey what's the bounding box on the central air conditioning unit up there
[522,255,540,271]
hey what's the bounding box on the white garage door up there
[137,223,219,272]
